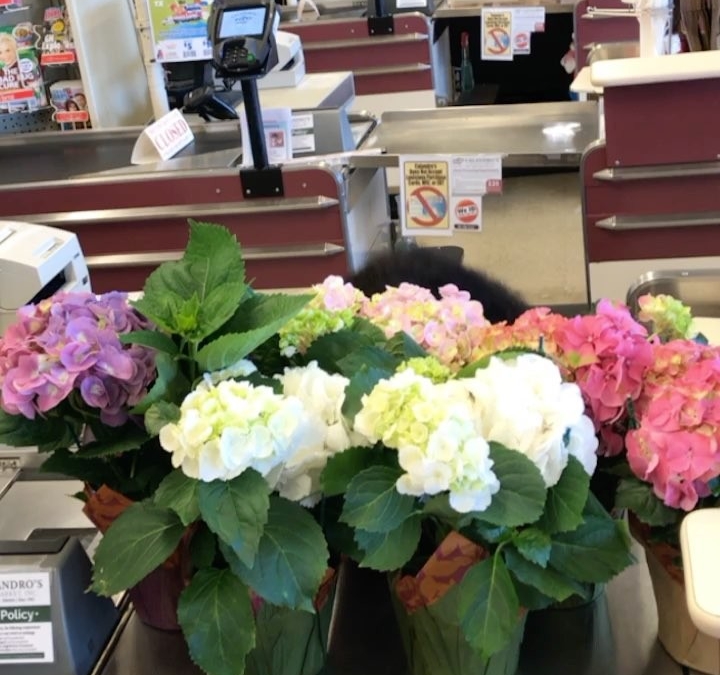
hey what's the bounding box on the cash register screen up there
[218,7,268,38]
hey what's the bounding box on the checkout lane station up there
[3,0,720,671]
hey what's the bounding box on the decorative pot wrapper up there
[395,531,488,611]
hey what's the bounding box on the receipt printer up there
[0,221,90,335]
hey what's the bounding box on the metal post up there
[241,79,269,170]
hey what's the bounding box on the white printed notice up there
[512,7,546,55]
[400,154,502,236]
[0,572,54,664]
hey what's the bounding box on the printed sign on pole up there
[400,154,503,236]
[481,8,513,61]
[400,157,451,237]
[512,7,546,55]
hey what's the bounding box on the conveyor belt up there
[359,101,599,168]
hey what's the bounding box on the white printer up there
[0,221,91,335]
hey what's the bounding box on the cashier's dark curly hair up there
[346,246,528,324]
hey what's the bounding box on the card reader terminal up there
[208,0,279,79]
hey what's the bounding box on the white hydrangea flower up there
[462,353,593,487]
[272,361,355,504]
[566,414,599,476]
[159,379,325,483]
[354,371,500,513]
[203,358,257,386]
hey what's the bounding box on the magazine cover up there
[0,25,48,113]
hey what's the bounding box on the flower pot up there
[391,582,525,675]
[391,532,525,675]
[83,484,187,631]
[246,573,336,675]
[645,543,720,674]
[632,518,720,675]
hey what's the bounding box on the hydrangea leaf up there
[355,516,421,571]
[457,554,521,659]
[197,470,270,567]
[473,443,547,528]
[178,568,255,675]
[340,466,416,533]
[615,477,679,527]
[154,469,200,526]
[92,503,185,596]
[222,496,329,611]
[537,456,590,534]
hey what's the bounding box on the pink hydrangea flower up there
[0,292,156,426]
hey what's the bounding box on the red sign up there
[486,178,503,194]
[514,32,529,50]
[408,186,447,227]
[486,28,511,55]
[455,199,479,224]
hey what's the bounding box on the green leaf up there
[385,331,427,360]
[538,456,591,534]
[511,580,555,611]
[504,547,587,603]
[513,528,552,567]
[197,326,286,373]
[456,349,535,379]
[0,409,71,448]
[154,469,200,526]
[92,503,185,596]
[78,425,150,458]
[144,401,181,437]
[355,516,422,571]
[458,554,521,659]
[303,329,376,373]
[40,448,119,486]
[341,466,416,533]
[423,494,459,521]
[615,477,679,527]
[133,222,248,340]
[132,353,190,415]
[549,516,634,583]
[321,446,395,497]
[350,317,388,344]
[341,367,388,420]
[198,470,270,567]
[217,292,311,336]
[336,346,400,379]
[223,497,329,611]
[178,568,255,675]
[474,443,547,528]
[190,524,218,570]
[120,330,178,356]
[469,522,512,545]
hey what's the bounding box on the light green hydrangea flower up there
[638,294,697,341]
[397,356,452,383]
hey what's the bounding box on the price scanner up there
[208,0,281,80]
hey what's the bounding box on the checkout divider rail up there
[0,165,360,294]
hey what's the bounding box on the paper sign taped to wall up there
[513,7,546,55]
[481,8,514,61]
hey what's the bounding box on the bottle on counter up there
[460,31,474,94]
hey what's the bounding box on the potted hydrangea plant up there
[274,277,635,675]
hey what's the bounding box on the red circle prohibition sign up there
[409,185,447,227]
[487,27,510,55]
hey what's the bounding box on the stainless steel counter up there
[92,542,698,675]
[359,101,599,168]
[433,0,574,18]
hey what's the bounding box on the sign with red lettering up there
[131,108,195,164]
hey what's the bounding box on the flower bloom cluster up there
[360,283,488,370]
[626,339,720,510]
[638,293,697,342]
[353,368,501,513]
[553,300,655,454]
[0,292,156,426]
[275,361,354,504]
[278,277,364,356]
[159,379,326,486]
[353,355,598,512]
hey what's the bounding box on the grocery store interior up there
[1,0,720,673]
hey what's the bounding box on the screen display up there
[218,7,267,39]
